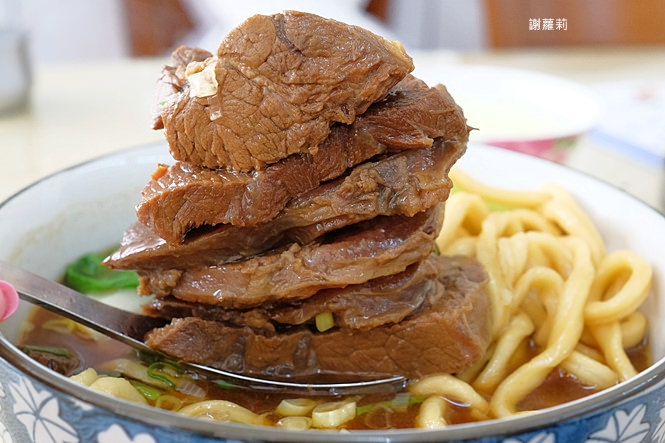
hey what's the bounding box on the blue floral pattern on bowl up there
[1,354,665,442]
[0,358,243,443]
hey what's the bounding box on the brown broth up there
[16,307,653,430]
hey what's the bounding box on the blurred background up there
[5,0,665,59]
[1,0,664,210]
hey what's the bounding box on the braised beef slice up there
[345,75,469,150]
[143,254,447,332]
[144,255,491,378]
[151,46,213,129]
[107,140,464,271]
[156,11,414,172]
[138,206,444,308]
[139,75,469,242]
[268,259,442,330]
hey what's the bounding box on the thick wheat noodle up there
[449,168,549,208]
[589,322,637,381]
[560,351,618,389]
[585,251,652,325]
[540,184,606,266]
[410,374,490,414]
[442,236,477,257]
[473,311,533,392]
[435,192,488,248]
[489,237,594,417]
[577,312,646,350]
[456,342,496,384]
[518,234,578,348]
[528,233,575,274]
[497,222,561,286]
[621,312,648,348]
[520,291,547,339]
[416,396,448,429]
[534,290,559,348]
[415,170,654,425]
[497,235,529,287]
[475,212,521,338]
[574,342,605,361]
[476,219,563,338]
[512,266,563,347]
[583,251,652,380]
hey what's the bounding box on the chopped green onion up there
[135,349,168,365]
[391,392,411,412]
[146,371,175,388]
[154,359,184,374]
[356,401,387,416]
[214,379,237,390]
[65,252,139,293]
[147,361,183,388]
[22,345,71,357]
[433,241,441,255]
[407,394,426,406]
[129,380,163,401]
[136,350,183,372]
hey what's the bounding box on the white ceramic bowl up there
[0,142,664,442]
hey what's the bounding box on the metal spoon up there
[0,260,407,395]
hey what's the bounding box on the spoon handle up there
[0,260,407,395]
[0,260,167,352]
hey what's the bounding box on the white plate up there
[414,65,602,148]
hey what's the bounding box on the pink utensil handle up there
[0,280,20,321]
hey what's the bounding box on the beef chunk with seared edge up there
[139,75,469,242]
[155,11,414,172]
[106,139,464,271]
[144,254,447,333]
[138,206,443,309]
[144,255,491,379]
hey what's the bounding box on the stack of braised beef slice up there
[105,11,491,380]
